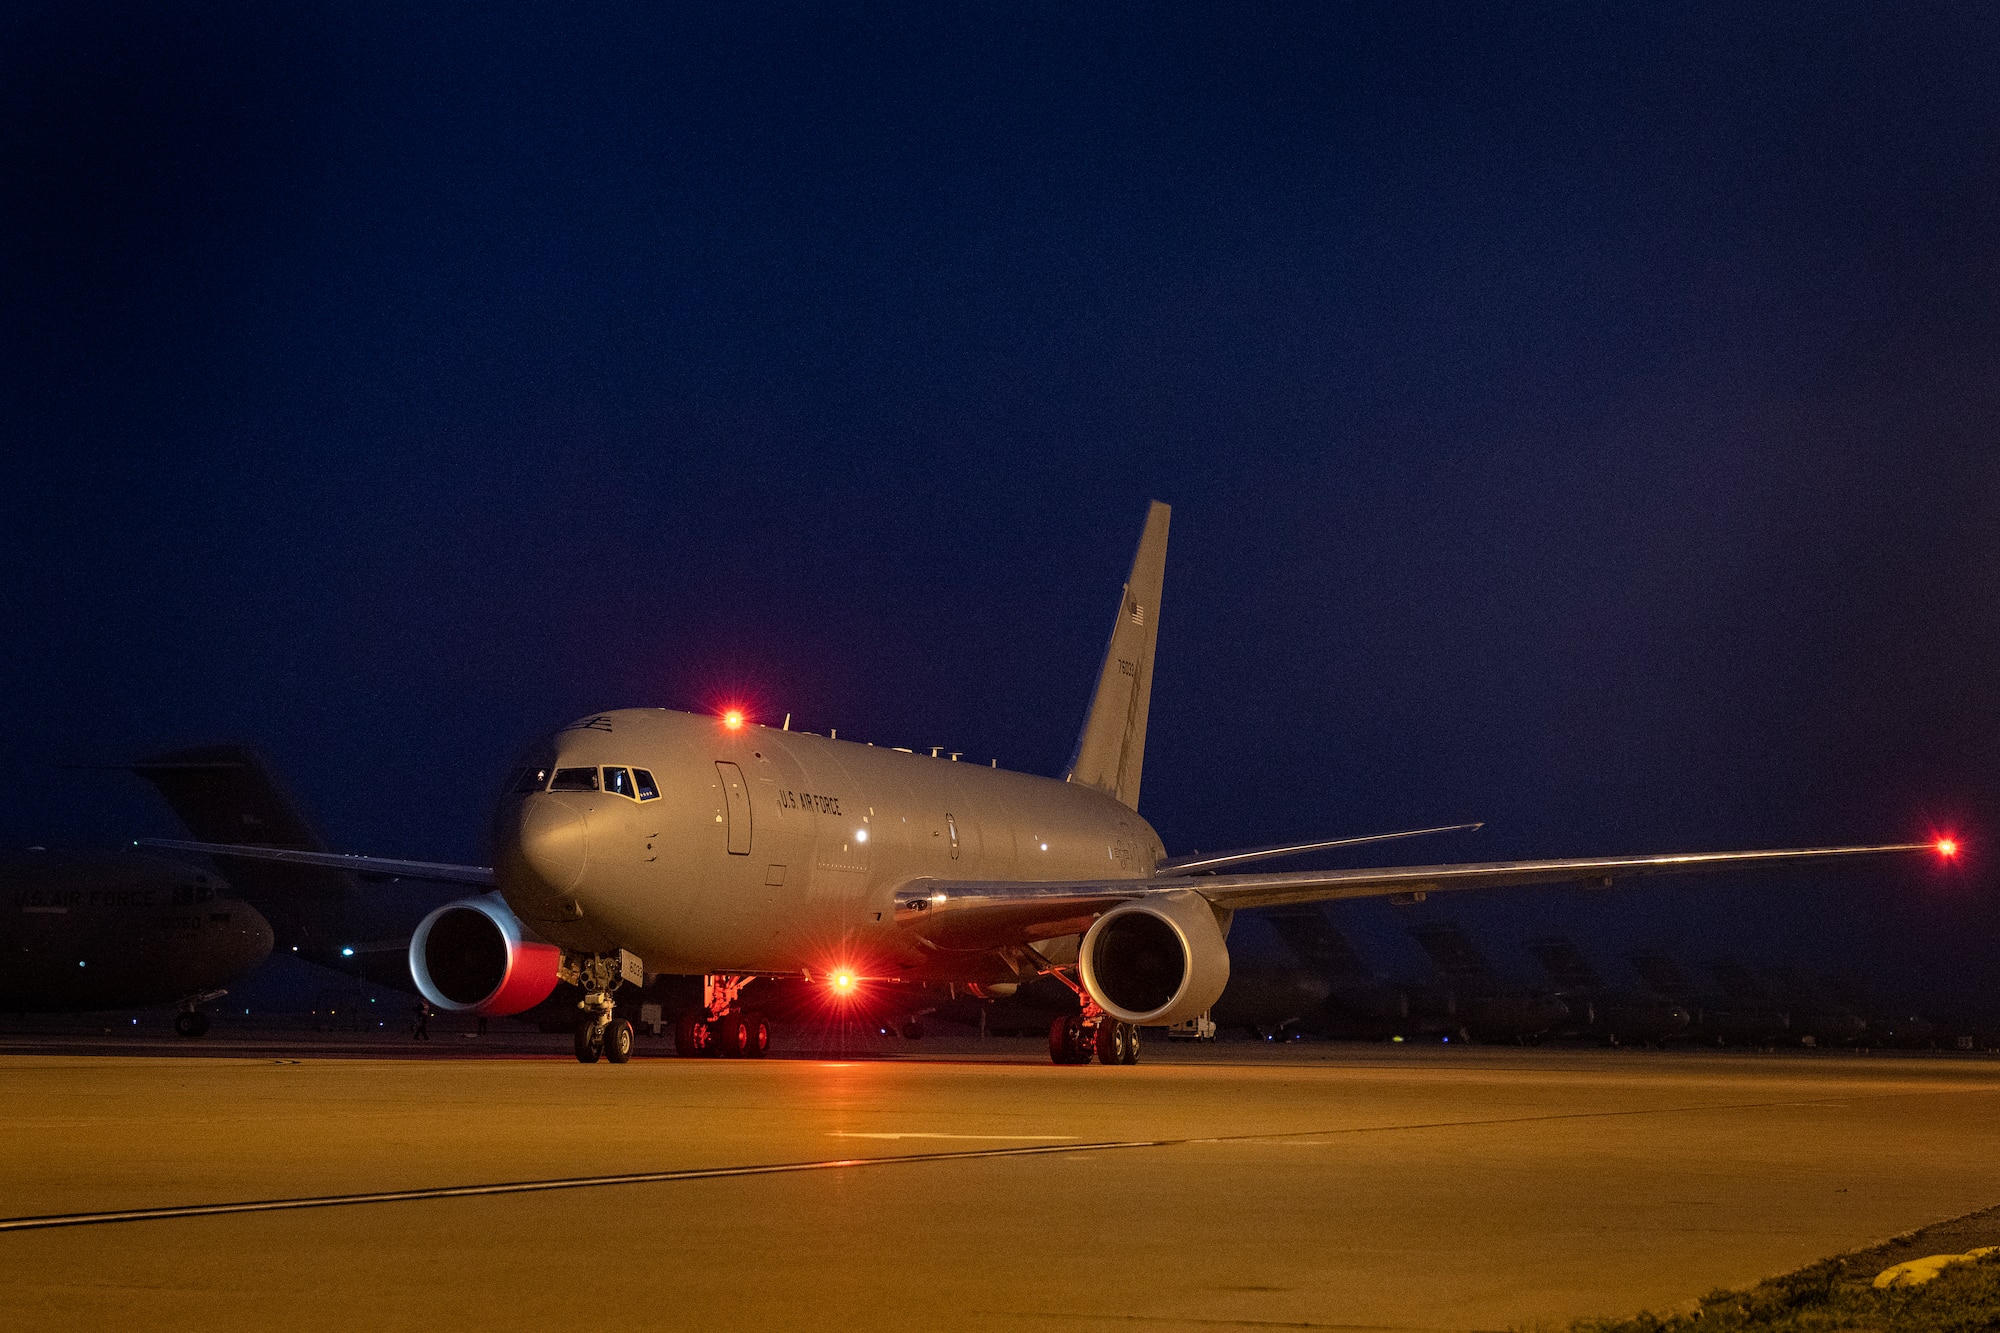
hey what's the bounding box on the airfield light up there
[723,709,745,730]
[1938,838,1959,859]
[342,947,355,957]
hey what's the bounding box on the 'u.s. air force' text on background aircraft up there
[145,501,1955,1066]
[0,848,272,1034]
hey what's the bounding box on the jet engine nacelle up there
[1078,890,1231,1027]
[409,892,563,1016]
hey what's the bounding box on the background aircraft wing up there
[136,839,496,888]
[1156,822,1482,873]
[897,841,1940,951]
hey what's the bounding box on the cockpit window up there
[633,768,660,801]
[603,767,634,799]
[549,767,599,792]
[511,766,553,793]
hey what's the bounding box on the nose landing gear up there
[172,989,225,1039]
[567,950,642,1065]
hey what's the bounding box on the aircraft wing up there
[1155,822,1481,873]
[136,839,496,888]
[895,841,1940,952]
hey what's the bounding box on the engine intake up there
[409,892,563,1016]
[1079,890,1231,1026]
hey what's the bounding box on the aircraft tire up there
[1049,1016,1085,1065]
[574,1021,602,1064]
[674,1014,707,1057]
[173,1011,209,1039]
[741,1010,770,1058]
[1120,1023,1140,1065]
[604,1019,634,1064]
[1094,1020,1122,1065]
[714,1012,751,1058]
[900,1020,925,1040]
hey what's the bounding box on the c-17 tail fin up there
[1064,500,1170,812]
[131,745,363,958]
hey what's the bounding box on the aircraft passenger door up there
[715,762,752,855]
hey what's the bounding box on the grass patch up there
[1573,1250,2000,1332]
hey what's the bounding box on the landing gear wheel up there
[899,1020,925,1040]
[1050,1015,1090,1065]
[1095,1020,1139,1065]
[604,1018,634,1064]
[574,1020,603,1064]
[741,1010,770,1058]
[674,1013,710,1057]
[173,1011,209,1039]
[713,1012,751,1058]
[1094,1019,1122,1065]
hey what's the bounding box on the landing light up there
[1938,838,1959,858]
[723,709,745,730]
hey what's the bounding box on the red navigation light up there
[1938,838,1959,859]
[831,969,857,997]
[722,709,745,730]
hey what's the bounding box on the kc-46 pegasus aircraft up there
[144,502,1952,1066]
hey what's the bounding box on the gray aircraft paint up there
[0,849,272,1011]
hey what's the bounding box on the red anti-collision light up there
[723,709,745,730]
[831,970,857,996]
[1938,838,1959,858]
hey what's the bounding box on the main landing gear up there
[1049,1013,1140,1065]
[672,974,770,1059]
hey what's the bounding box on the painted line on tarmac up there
[829,1132,1080,1140]
[0,1088,1960,1234]
[0,1139,1176,1233]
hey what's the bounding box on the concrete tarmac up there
[6,1043,2000,1332]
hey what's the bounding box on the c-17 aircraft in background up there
[0,847,272,1034]
[146,501,1955,1066]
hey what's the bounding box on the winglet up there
[1064,500,1170,811]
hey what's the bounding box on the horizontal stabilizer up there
[137,839,495,888]
[1158,823,1482,874]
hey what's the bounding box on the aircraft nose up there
[235,903,275,968]
[519,798,589,895]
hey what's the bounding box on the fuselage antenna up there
[783,713,791,731]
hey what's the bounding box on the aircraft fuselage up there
[0,850,273,1011]
[495,708,1165,980]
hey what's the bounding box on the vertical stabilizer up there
[1410,922,1500,988]
[1527,936,1606,993]
[1064,500,1170,811]
[133,745,363,957]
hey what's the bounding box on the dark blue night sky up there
[6,5,1998,1002]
